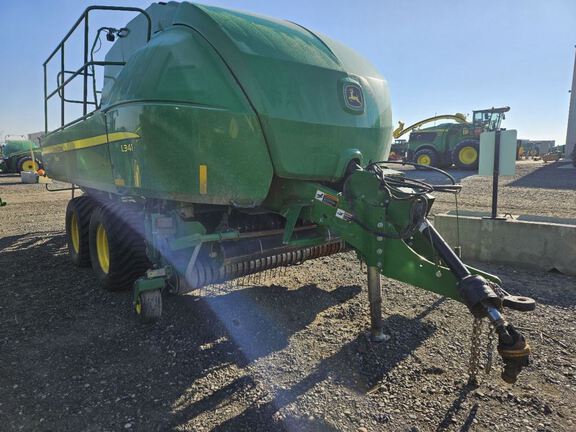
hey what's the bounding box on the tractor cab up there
[472,106,509,135]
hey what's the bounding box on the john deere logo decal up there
[343,83,364,112]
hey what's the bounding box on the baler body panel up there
[102,25,273,205]
[44,22,274,205]
[105,103,270,205]
[41,113,116,191]
[174,3,392,181]
[42,1,392,200]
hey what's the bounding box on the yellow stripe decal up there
[199,164,208,195]
[42,132,140,155]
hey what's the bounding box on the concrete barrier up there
[20,171,38,184]
[433,211,576,276]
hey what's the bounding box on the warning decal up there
[315,190,339,207]
[335,208,354,222]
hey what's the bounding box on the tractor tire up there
[414,148,439,169]
[17,156,41,173]
[65,196,95,267]
[453,140,480,170]
[88,203,150,292]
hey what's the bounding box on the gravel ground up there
[401,160,576,219]
[0,161,575,432]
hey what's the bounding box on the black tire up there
[452,140,480,170]
[16,156,41,173]
[88,203,150,291]
[413,148,439,169]
[65,196,94,267]
[135,290,162,323]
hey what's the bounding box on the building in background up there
[566,46,576,157]
[28,131,45,144]
[517,139,555,156]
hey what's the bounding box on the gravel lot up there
[0,161,575,432]
[402,160,576,219]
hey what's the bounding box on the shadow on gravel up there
[210,314,436,431]
[0,232,74,336]
[436,383,478,431]
[0,181,30,186]
[194,284,362,364]
[0,233,53,251]
[0,232,436,431]
[167,283,363,430]
[473,261,576,308]
[0,231,360,429]
[509,277,576,308]
[402,168,477,185]
[506,162,576,190]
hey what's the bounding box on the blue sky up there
[0,0,574,143]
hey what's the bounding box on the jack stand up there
[367,266,388,342]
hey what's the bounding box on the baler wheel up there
[135,290,162,323]
[65,196,94,267]
[88,204,150,291]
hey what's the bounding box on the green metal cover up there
[42,2,392,205]
[178,4,392,181]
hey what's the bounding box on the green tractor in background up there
[388,139,407,161]
[0,136,43,173]
[393,107,510,169]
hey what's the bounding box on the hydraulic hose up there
[366,160,463,195]
[419,220,469,280]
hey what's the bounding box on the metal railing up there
[43,6,152,134]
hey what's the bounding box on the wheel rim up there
[135,296,142,315]
[417,154,431,165]
[96,223,110,274]
[21,160,38,171]
[70,213,80,253]
[459,146,477,165]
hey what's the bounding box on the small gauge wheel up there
[135,290,163,322]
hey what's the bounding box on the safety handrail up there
[47,61,126,101]
[43,6,152,134]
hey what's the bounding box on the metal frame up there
[43,6,152,134]
[45,183,77,193]
[57,70,96,105]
